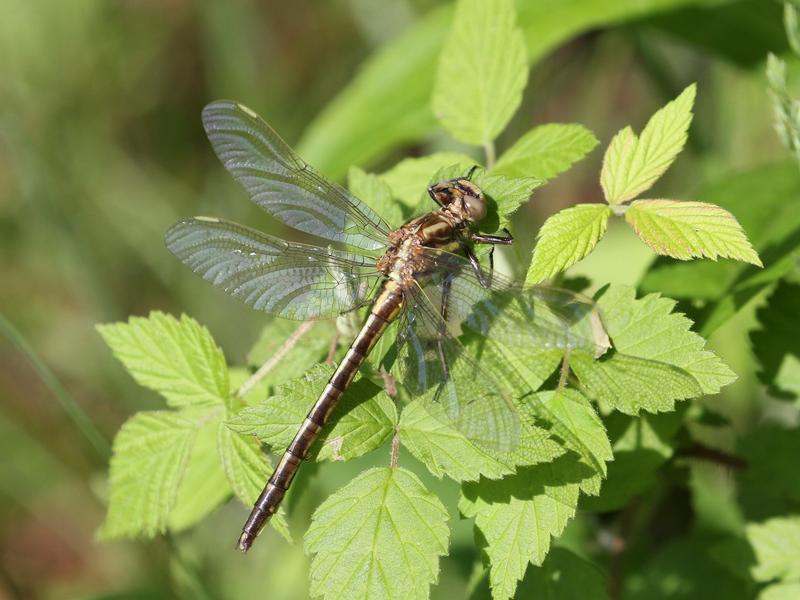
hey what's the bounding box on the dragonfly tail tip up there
[238,532,254,553]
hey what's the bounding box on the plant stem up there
[390,430,400,468]
[483,140,496,170]
[0,313,110,460]
[237,321,314,398]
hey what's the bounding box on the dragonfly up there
[166,101,608,552]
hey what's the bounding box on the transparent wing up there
[419,248,610,357]
[166,217,382,320]
[393,284,520,454]
[202,101,389,253]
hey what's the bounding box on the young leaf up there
[625,199,761,265]
[349,165,404,228]
[761,583,800,600]
[473,169,542,227]
[305,467,449,600]
[168,412,231,532]
[600,84,696,204]
[746,516,800,583]
[493,123,599,180]
[227,365,396,462]
[526,204,612,284]
[97,312,229,408]
[459,454,589,600]
[432,0,528,146]
[217,424,291,542]
[379,152,475,209]
[100,411,197,539]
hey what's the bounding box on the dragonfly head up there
[428,178,486,223]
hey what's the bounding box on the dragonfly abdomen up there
[238,281,404,552]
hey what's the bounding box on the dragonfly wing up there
[202,101,389,253]
[420,248,609,357]
[393,284,520,454]
[166,217,382,320]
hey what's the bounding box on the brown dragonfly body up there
[239,179,508,551]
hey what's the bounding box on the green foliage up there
[432,0,527,147]
[751,280,800,399]
[92,2,777,599]
[746,516,800,583]
[304,467,449,600]
[600,84,695,204]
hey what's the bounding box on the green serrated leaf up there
[494,123,599,180]
[305,467,449,600]
[379,152,476,210]
[227,365,396,462]
[572,352,701,415]
[526,204,612,284]
[600,84,696,204]
[460,454,589,600]
[751,280,800,399]
[625,199,761,265]
[432,0,528,146]
[590,285,736,395]
[100,411,198,539]
[217,424,291,543]
[168,411,230,532]
[349,165,404,228]
[398,400,561,482]
[761,583,800,600]
[97,312,229,409]
[746,516,800,583]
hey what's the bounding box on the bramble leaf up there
[379,152,475,210]
[494,123,599,180]
[571,284,738,416]
[349,165,404,228]
[526,204,612,284]
[168,411,230,532]
[459,454,589,600]
[746,516,800,583]
[432,0,527,146]
[217,424,291,542]
[101,411,197,539]
[398,400,561,482]
[625,199,761,265]
[227,365,396,462]
[97,312,229,409]
[601,84,696,204]
[305,467,449,600]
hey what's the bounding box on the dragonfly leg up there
[467,228,513,288]
[465,247,492,288]
[437,274,454,383]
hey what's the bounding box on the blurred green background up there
[0,0,795,598]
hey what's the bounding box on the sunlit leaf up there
[305,467,449,600]
[494,123,598,180]
[526,204,612,284]
[625,199,761,265]
[379,152,475,210]
[459,454,588,600]
[97,312,229,409]
[432,0,528,146]
[349,165,404,228]
[101,411,197,539]
[746,516,800,583]
[600,84,696,204]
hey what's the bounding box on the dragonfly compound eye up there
[462,190,486,222]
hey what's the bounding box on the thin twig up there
[675,442,748,471]
[0,313,110,460]
[237,321,314,398]
[390,430,400,468]
[483,141,496,170]
[325,331,340,366]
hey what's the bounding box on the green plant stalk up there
[0,313,110,460]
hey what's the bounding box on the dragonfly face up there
[165,101,609,552]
